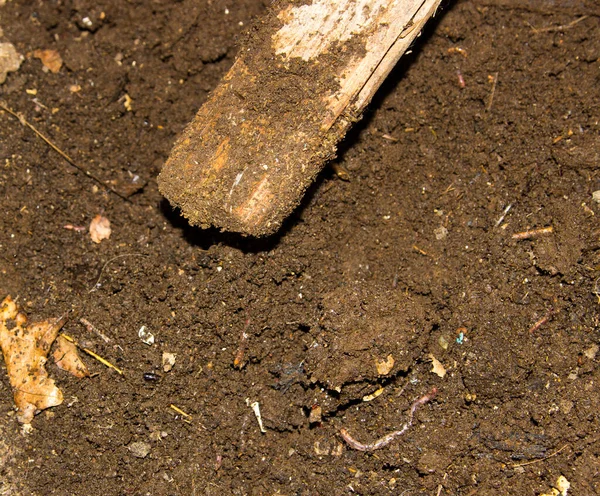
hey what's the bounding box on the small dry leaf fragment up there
[162,352,176,372]
[375,354,395,375]
[89,214,111,243]
[32,49,62,74]
[313,440,330,456]
[53,335,89,378]
[428,353,447,378]
[0,42,23,84]
[308,405,322,424]
[33,49,63,73]
[0,296,64,424]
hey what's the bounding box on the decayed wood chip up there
[0,296,65,424]
[53,335,89,378]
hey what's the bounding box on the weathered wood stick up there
[159,0,442,236]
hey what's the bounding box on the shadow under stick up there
[158,0,442,236]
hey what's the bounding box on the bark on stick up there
[159,0,442,236]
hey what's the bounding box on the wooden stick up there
[159,0,442,236]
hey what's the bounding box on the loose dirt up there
[0,0,599,494]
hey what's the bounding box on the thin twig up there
[0,101,130,202]
[529,16,588,34]
[593,277,600,304]
[486,72,498,112]
[512,444,569,468]
[233,318,251,369]
[89,253,147,292]
[512,226,553,240]
[413,245,430,257]
[80,318,111,343]
[340,387,438,451]
[170,404,193,424]
[170,404,192,418]
[495,203,513,227]
[60,333,123,375]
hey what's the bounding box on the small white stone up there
[0,42,23,84]
[128,441,151,458]
[584,343,599,360]
[556,475,570,496]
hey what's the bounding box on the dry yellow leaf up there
[53,335,89,378]
[0,296,65,424]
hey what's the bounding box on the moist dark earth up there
[1,0,599,494]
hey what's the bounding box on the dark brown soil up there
[1,1,599,494]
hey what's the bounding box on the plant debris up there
[428,353,447,378]
[0,296,67,424]
[32,49,63,73]
[60,332,123,375]
[512,226,553,240]
[308,405,322,424]
[162,352,176,372]
[170,403,192,424]
[362,386,384,402]
[53,335,89,378]
[247,398,266,433]
[89,214,111,243]
[0,102,130,201]
[375,354,395,375]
